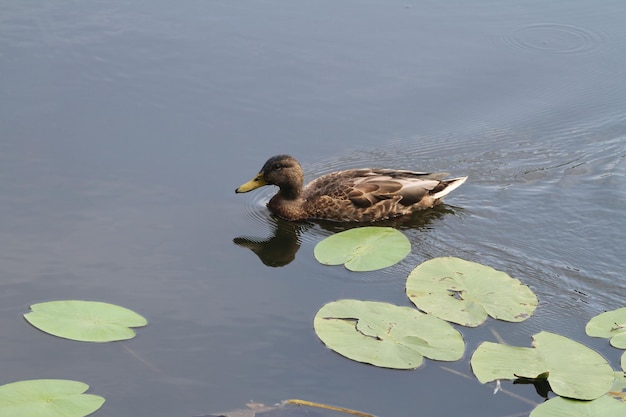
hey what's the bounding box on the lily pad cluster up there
[312,227,626,415]
[466,311,626,416]
[314,248,538,369]
[1,300,147,417]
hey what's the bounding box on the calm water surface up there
[1,1,625,416]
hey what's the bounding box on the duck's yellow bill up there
[235,173,266,193]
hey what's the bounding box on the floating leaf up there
[314,227,410,272]
[529,395,626,417]
[471,331,615,400]
[313,299,464,369]
[585,307,626,349]
[622,351,626,372]
[406,257,537,326]
[24,300,147,342]
[0,379,104,417]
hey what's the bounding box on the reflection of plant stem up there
[609,391,626,399]
[439,366,539,407]
[120,342,163,374]
[284,399,375,417]
[490,327,506,344]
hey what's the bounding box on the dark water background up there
[1,1,625,416]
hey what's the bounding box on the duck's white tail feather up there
[432,176,468,200]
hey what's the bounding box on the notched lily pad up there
[314,227,410,272]
[0,379,105,417]
[585,306,626,349]
[24,300,148,342]
[470,331,615,400]
[313,299,464,369]
[406,257,537,326]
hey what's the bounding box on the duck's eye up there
[273,164,283,171]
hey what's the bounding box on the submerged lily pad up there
[529,395,626,417]
[0,379,104,417]
[313,299,464,369]
[24,300,147,342]
[406,257,537,326]
[613,370,626,395]
[585,307,626,349]
[470,331,615,400]
[314,227,410,272]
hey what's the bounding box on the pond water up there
[1,1,625,416]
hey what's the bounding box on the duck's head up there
[236,155,304,197]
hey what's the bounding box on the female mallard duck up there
[236,154,467,222]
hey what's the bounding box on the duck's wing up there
[349,169,449,207]
[305,169,448,208]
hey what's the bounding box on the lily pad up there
[24,300,148,342]
[406,257,537,326]
[529,395,626,417]
[314,227,410,272]
[0,379,104,417]
[470,331,615,400]
[585,307,626,349]
[313,299,464,369]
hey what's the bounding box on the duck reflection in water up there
[233,205,459,267]
[233,217,305,267]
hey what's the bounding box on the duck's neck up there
[267,186,304,221]
[276,185,301,201]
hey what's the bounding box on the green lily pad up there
[406,257,537,326]
[314,227,410,272]
[470,331,615,400]
[313,299,464,369]
[0,379,104,417]
[24,300,148,342]
[585,307,626,349]
[529,395,626,417]
[622,351,626,372]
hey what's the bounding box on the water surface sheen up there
[1,1,625,416]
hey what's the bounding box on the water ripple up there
[503,23,605,55]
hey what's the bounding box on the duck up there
[235,154,467,222]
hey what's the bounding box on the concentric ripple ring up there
[504,23,603,54]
